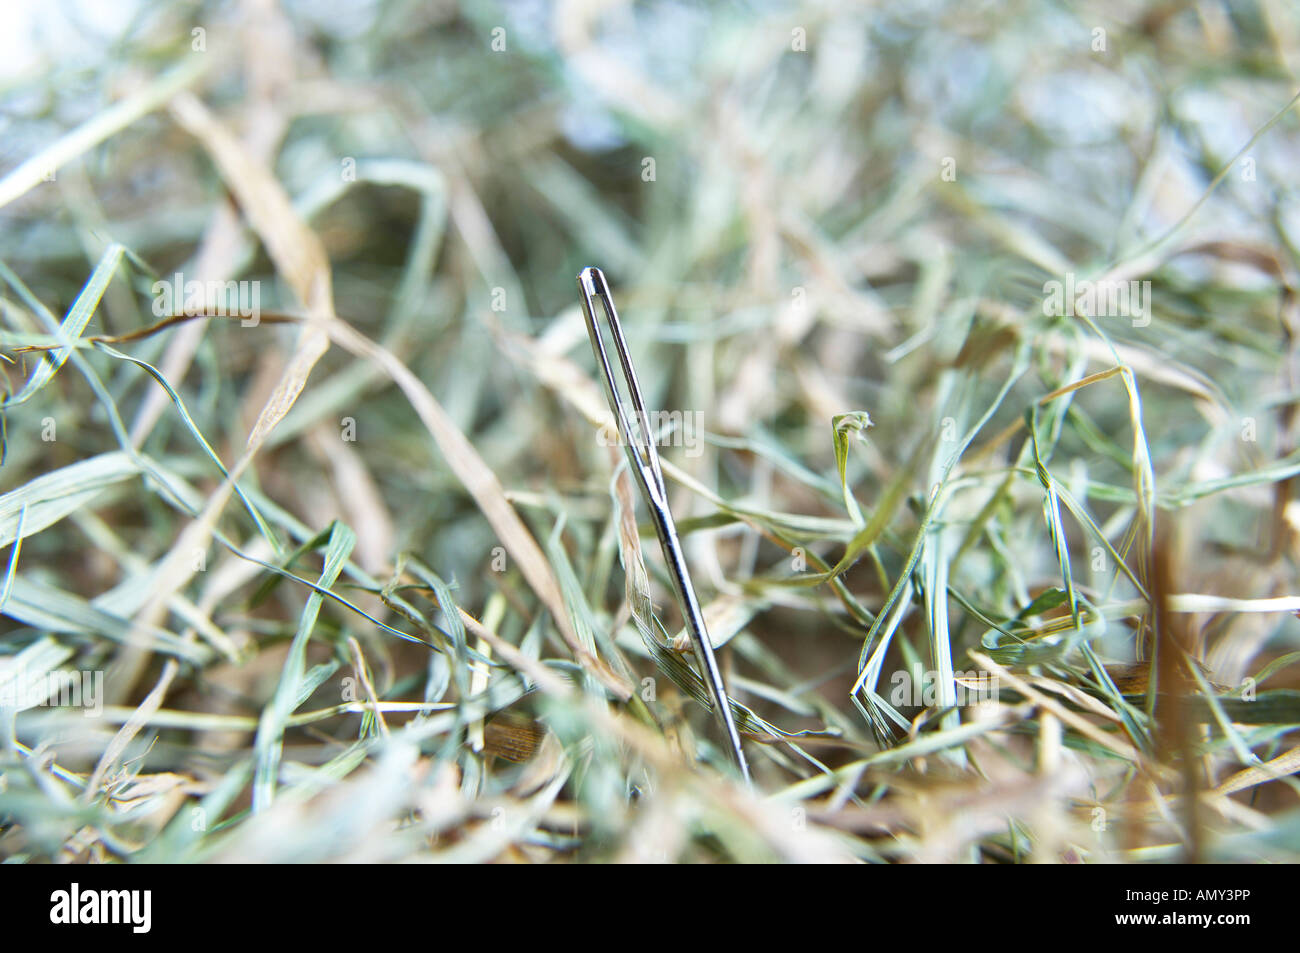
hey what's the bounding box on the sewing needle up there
[577,266,751,784]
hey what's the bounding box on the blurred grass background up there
[1,0,1300,862]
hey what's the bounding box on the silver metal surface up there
[577,266,751,783]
